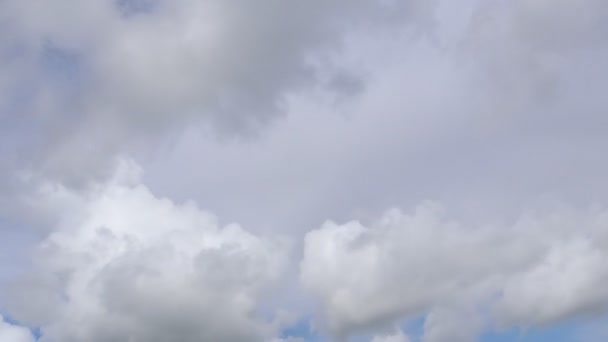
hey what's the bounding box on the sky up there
[1,0,608,341]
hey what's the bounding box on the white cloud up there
[371,329,411,342]
[301,202,608,340]
[5,161,290,342]
[0,316,35,342]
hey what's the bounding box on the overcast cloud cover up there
[1,0,608,341]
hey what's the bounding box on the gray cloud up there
[462,0,608,115]
[0,0,435,187]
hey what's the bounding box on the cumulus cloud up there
[0,316,35,342]
[301,203,608,340]
[4,161,289,342]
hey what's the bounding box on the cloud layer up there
[0,0,433,186]
[1,0,608,341]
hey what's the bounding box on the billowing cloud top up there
[1,0,608,341]
[301,203,608,339]
[7,163,288,341]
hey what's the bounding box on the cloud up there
[270,338,305,342]
[371,329,411,342]
[135,0,608,240]
[0,0,436,187]
[462,0,608,110]
[301,202,608,340]
[4,161,290,342]
[422,307,481,342]
[2,0,608,341]
[0,316,35,342]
